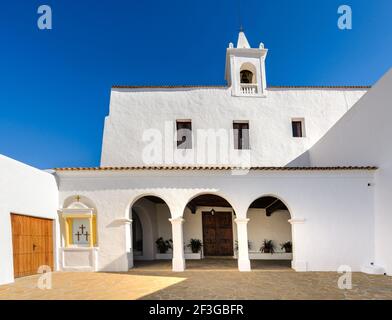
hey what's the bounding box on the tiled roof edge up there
[112,85,371,89]
[268,85,371,89]
[112,85,227,89]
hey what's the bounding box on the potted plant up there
[155,237,172,254]
[260,239,275,254]
[281,241,292,253]
[187,239,202,253]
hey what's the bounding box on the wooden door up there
[202,212,234,256]
[202,213,217,256]
[11,214,54,278]
[215,213,234,256]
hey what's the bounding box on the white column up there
[121,218,133,269]
[169,217,185,272]
[288,218,306,272]
[234,218,251,271]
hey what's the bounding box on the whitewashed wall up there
[101,87,366,167]
[132,198,159,260]
[156,203,172,242]
[183,207,203,250]
[57,168,375,272]
[247,209,291,252]
[0,155,59,285]
[298,69,392,275]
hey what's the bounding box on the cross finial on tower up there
[237,30,250,48]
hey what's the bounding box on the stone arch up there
[246,193,293,219]
[182,191,239,215]
[125,192,174,219]
[182,191,238,258]
[128,194,173,262]
[62,194,97,210]
[246,193,294,268]
[131,205,155,260]
[61,194,99,246]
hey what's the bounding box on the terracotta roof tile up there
[268,85,371,89]
[54,166,378,172]
[112,85,226,89]
[112,85,371,89]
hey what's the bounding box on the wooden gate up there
[11,214,54,278]
[202,211,234,256]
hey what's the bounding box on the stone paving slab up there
[0,260,391,300]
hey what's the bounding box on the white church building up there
[1,31,391,285]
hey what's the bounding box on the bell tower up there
[225,30,268,97]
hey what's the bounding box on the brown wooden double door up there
[11,214,54,278]
[202,211,234,256]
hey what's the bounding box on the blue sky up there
[0,0,391,169]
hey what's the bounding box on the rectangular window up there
[292,119,305,138]
[176,120,192,149]
[233,121,250,149]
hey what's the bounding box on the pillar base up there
[292,260,307,272]
[172,258,186,272]
[238,258,251,272]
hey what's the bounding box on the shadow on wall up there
[287,150,311,167]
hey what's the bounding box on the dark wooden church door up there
[202,211,234,256]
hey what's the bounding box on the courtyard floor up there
[0,259,391,300]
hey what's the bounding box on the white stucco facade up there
[101,32,367,168]
[293,69,392,275]
[55,168,376,273]
[0,155,59,285]
[101,86,366,168]
[1,31,390,285]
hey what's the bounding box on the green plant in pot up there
[156,237,172,254]
[187,239,202,253]
[260,239,275,254]
[281,241,292,253]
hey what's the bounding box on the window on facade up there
[240,70,253,84]
[233,122,250,149]
[292,119,305,138]
[176,120,192,149]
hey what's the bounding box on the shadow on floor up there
[133,258,292,271]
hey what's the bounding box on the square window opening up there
[292,119,305,138]
[176,120,193,149]
[233,121,250,150]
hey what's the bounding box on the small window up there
[292,119,305,138]
[233,121,250,149]
[176,120,192,149]
[240,70,253,84]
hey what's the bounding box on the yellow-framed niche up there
[58,197,97,247]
